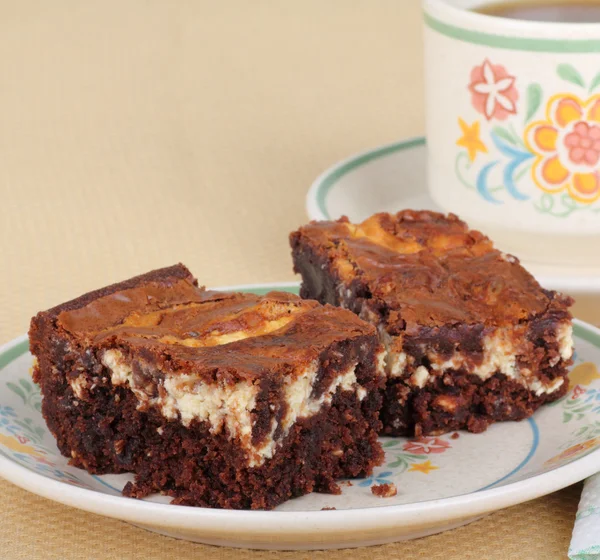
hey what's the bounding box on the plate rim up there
[1,284,600,536]
[305,138,600,292]
[306,137,425,222]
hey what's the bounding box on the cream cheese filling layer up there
[381,322,574,397]
[94,350,365,467]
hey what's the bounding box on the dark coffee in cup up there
[474,0,600,22]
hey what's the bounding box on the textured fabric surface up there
[0,482,582,559]
[0,1,597,558]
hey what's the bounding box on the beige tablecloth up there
[0,1,594,558]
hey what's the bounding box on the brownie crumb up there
[339,480,353,487]
[371,483,397,498]
[451,432,460,439]
[321,507,337,510]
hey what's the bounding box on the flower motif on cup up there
[403,437,451,455]
[525,94,600,204]
[456,119,488,162]
[469,59,518,121]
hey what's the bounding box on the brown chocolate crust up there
[29,264,385,509]
[290,211,574,437]
[39,263,196,320]
[31,263,378,383]
[29,264,198,362]
[290,211,574,331]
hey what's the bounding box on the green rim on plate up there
[315,138,426,220]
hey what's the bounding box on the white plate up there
[2,282,600,550]
[306,138,600,294]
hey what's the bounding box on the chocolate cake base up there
[34,362,382,509]
[381,371,569,437]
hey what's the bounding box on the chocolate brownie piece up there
[290,211,574,436]
[29,264,385,509]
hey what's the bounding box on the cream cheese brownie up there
[290,211,574,436]
[29,264,385,509]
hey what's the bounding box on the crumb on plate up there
[371,483,397,498]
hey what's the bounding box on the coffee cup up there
[423,0,600,266]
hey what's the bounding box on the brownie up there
[29,264,385,509]
[290,211,574,436]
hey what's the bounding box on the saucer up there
[306,137,600,295]
[2,286,600,549]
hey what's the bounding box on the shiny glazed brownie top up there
[47,264,377,380]
[291,211,573,332]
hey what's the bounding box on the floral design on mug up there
[456,61,600,217]
[469,59,518,121]
[525,94,600,204]
[456,119,488,162]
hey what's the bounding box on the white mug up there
[423,0,600,266]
